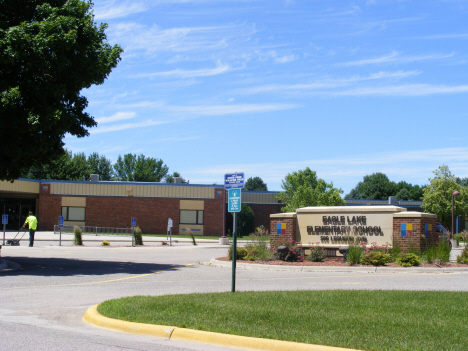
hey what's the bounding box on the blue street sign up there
[224,173,244,189]
[131,217,137,227]
[228,189,242,212]
[2,214,8,225]
[58,216,64,228]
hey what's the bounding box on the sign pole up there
[231,212,238,292]
[2,214,8,245]
[59,228,62,246]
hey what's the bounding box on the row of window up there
[61,207,204,225]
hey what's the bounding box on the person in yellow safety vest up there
[22,211,38,247]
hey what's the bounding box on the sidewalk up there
[0,230,225,246]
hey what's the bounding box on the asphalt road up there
[2,240,468,351]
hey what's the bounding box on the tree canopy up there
[345,173,425,201]
[244,176,267,191]
[422,165,468,230]
[21,150,114,180]
[0,0,123,180]
[165,172,187,184]
[276,167,344,212]
[113,154,169,182]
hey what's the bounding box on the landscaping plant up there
[133,226,143,245]
[347,241,365,264]
[395,253,420,267]
[361,252,391,266]
[101,240,110,246]
[456,247,468,264]
[307,243,326,262]
[271,239,304,262]
[73,225,83,245]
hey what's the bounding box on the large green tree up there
[0,0,122,180]
[244,176,267,191]
[20,150,114,180]
[276,167,344,212]
[422,165,468,230]
[113,154,169,182]
[345,173,396,200]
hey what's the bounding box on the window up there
[180,210,203,224]
[62,207,85,221]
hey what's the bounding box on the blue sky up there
[64,0,468,195]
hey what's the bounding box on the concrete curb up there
[0,259,21,272]
[83,304,360,351]
[203,258,468,274]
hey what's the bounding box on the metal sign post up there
[227,184,242,293]
[131,218,136,246]
[2,214,8,245]
[168,218,173,246]
[58,216,64,246]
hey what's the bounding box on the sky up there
[64,0,468,195]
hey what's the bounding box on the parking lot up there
[2,233,468,351]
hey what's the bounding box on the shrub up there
[361,252,391,266]
[347,242,365,265]
[244,228,273,261]
[227,246,248,260]
[307,243,326,262]
[395,253,420,267]
[271,239,304,262]
[101,240,110,246]
[73,226,83,245]
[364,242,390,254]
[133,226,143,245]
[457,247,468,264]
[388,239,401,262]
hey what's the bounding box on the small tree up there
[232,204,255,236]
[276,168,344,212]
[244,177,267,191]
[422,165,468,229]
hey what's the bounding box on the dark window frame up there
[61,206,86,221]
[179,210,204,225]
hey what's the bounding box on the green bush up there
[396,253,420,267]
[227,246,248,260]
[244,229,273,261]
[361,252,390,266]
[347,242,365,264]
[388,240,401,262]
[233,204,255,236]
[133,226,143,245]
[307,245,326,262]
[101,240,110,246]
[456,247,468,264]
[73,226,83,245]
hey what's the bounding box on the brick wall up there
[38,188,225,236]
[393,216,437,252]
[269,216,297,246]
[248,203,284,231]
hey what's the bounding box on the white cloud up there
[275,54,297,64]
[94,1,148,20]
[184,147,468,192]
[134,62,232,79]
[339,51,455,66]
[92,120,167,134]
[96,112,136,124]
[166,103,300,116]
[332,84,468,96]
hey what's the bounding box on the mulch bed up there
[216,257,468,268]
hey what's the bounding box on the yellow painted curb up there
[83,305,361,351]
[83,305,174,339]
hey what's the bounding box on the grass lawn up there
[97,290,468,351]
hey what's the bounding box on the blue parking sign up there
[2,214,8,224]
[131,217,137,227]
[59,216,64,228]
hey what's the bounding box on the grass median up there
[97,290,468,351]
